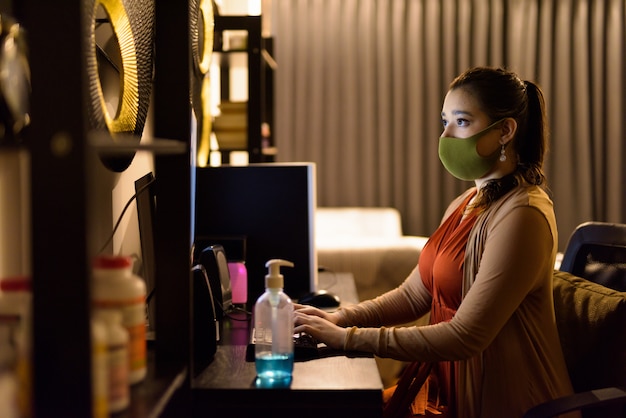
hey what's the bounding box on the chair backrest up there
[559,221,626,292]
[552,271,626,394]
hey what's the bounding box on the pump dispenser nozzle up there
[264,259,294,289]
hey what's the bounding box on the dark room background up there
[271,0,625,251]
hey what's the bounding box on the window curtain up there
[272,0,625,250]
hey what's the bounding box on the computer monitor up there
[134,172,157,337]
[194,163,317,304]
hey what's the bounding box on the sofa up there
[316,207,429,302]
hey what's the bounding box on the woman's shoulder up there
[493,184,557,234]
[505,183,553,210]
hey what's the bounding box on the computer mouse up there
[298,290,341,308]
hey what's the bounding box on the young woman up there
[294,67,577,417]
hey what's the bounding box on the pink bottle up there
[227,261,247,306]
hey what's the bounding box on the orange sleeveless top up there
[418,190,478,408]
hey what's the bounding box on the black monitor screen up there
[135,172,157,336]
[194,163,317,304]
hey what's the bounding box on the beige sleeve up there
[343,205,554,362]
[336,264,433,328]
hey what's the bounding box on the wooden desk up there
[191,272,383,417]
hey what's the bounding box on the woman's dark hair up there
[449,67,549,210]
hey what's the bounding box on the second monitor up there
[194,163,318,305]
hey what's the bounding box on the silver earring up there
[499,144,507,162]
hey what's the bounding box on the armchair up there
[524,221,626,418]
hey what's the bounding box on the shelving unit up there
[23,3,92,416]
[212,14,274,163]
[18,2,193,417]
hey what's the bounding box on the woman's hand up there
[293,303,341,323]
[294,310,347,350]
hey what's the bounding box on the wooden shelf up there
[19,2,193,416]
[213,15,274,163]
[117,348,188,418]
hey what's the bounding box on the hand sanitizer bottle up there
[254,259,294,386]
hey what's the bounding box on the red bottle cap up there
[0,276,31,291]
[93,255,133,269]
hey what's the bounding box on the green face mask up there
[438,119,504,181]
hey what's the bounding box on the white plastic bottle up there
[91,255,147,384]
[91,317,109,418]
[93,309,129,414]
[0,276,32,418]
[254,259,295,385]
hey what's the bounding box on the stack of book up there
[213,101,247,150]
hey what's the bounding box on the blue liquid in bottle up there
[256,352,294,379]
[255,352,294,388]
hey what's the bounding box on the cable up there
[97,176,156,255]
[225,305,252,319]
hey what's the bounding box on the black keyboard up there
[246,331,321,362]
[293,332,320,359]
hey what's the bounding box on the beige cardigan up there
[339,185,577,418]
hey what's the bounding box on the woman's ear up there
[500,118,517,144]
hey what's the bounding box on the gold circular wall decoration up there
[197,0,214,74]
[191,0,215,76]
[84,0,154,172]
[92,0,139,134]
[190,0,215,167]
[196,75,212,166]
